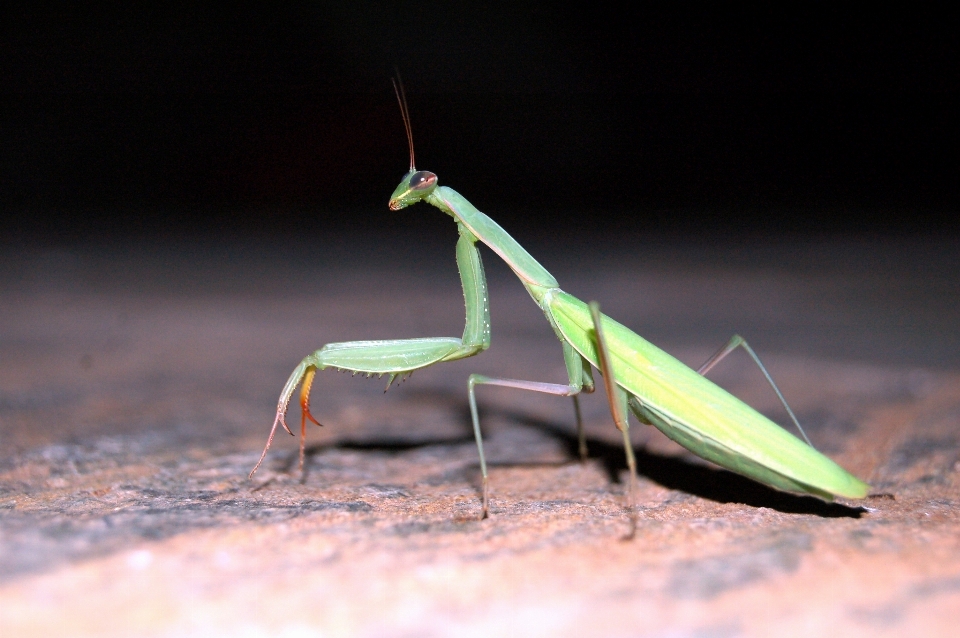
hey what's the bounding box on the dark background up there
[1,4,957,243]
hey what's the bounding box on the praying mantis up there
[250,81,869,525]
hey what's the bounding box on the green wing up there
[546,290,869,500]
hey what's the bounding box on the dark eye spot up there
[409,171,437,190]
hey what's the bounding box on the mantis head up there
[389,170,438,210]
[388,77,438,210]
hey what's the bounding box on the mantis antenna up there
[392,76,416,172]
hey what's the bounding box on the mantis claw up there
[301,405,323,428]
[279,411,294,436]
[299,366,320,424]
[250,364,321,480]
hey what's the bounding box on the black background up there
[2,4,957,242]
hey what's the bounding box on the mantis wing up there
[546,290,869,500]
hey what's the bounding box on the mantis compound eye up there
[409,171,437,190]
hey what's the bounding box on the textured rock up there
[2,236,959,637]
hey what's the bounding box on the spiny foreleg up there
[249,337,477,479]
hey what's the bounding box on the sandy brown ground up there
[1,234,959,637]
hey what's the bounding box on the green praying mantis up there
[250,81,869,526]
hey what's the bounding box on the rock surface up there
[2,235,959,636]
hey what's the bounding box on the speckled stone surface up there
[2,235,958,637]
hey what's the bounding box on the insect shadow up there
[288,389,863,519]
[289,434,476,478]
[492,408,865,519]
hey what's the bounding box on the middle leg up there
[467,340,593,518]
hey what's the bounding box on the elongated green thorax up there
[390,170,558,296]
[426,187,558,291]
